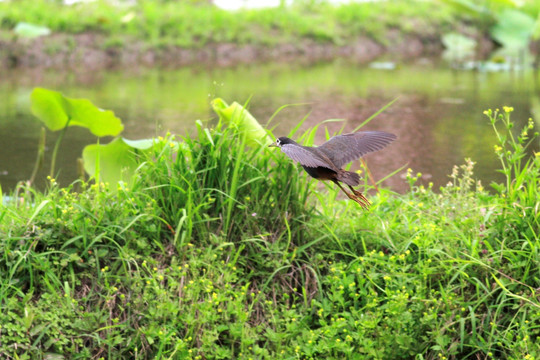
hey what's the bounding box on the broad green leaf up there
[83,138,143,185]
[82,137,184,185]
[31,88,124,137]
[212,98,271,147]
[14,22,51,38]
[490,9,536,49]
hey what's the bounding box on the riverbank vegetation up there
[0,0,457,47]
[1,101,538,359]
[2,0,539,68]
[0,0,538,53]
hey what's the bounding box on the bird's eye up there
[276,139,281,145]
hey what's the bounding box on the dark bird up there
[269,131,396,208]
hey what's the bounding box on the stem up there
[361,158,379,193]
[491,119,509,192]
[50,118,71,179]
[29,127,46,185]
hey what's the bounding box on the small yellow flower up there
[503,106,514,113]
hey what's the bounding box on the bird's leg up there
[348,185,371,208]
[334,181,370,210]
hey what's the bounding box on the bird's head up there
[269,136,295,148]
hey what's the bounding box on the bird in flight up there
[269,131,396,208]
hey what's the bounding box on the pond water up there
[1,58,538,193]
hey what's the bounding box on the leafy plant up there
[30,88,124,178]
[3,100,539,359]
[82,137,170,186]
[491,9,536,49]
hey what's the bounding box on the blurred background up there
[1,0,539,192]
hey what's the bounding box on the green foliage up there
[136,120,313,243]
[30,87,124,180]
[30,88,123,137]
[491,9,536,49]
[0,0,457,48]
[82,137,160,186]
[212,98,272,147]
[1,105,539,359]
[442,0,540,58]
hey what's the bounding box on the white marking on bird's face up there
[276,138,281,147]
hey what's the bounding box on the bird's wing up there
[280,144,333,169]
[317,131,396,168]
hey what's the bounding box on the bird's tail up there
[337,170,360,186]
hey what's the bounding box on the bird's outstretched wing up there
[280,144,335,169]
[317,131,396,168]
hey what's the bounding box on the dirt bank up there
[1,31,448,69]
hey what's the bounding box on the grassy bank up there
[0,104,539,359]
[0,0,457,48]
[3,0,539,48]
[3,0,539,68]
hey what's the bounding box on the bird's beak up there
[268,142,278,147]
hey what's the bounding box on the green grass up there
[0,0,458,48]
[0,106,539,359]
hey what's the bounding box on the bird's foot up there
[347,193,370,210]
[349,190,370,209]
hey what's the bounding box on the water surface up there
[1,59,538,193]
